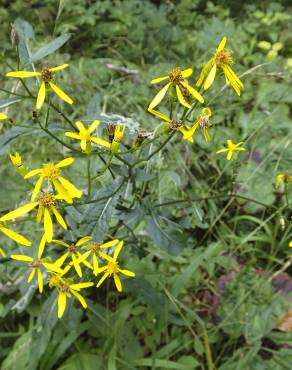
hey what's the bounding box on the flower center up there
[29,259,42,268]
[68,243,77,254]
[39,192,55,208]
[79,128,91,141]
[41,68,53,82]
[91,243,101,254]
[199,116,210,129]
[60,284,70,294]
[108,261,119,275]
[168,68,183,85]
[42,163,61,180]
[169,119,183,130]
[49,274,61,288]
[215,49,233,66]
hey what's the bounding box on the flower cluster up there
[2,34,267,319]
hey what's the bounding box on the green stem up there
[86,153,92,201]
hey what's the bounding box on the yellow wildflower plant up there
[0,113,8,120]
[96,240,135,292]
[149,67,204,109]
[0,193,68,242]
[52,236,93,277]
[111,123,126,153]
[10,234,63,293]
[216,140,245,160]
[196,36,243,96]
[51,278,94,319]
[180,107,212,143]
[81,239,119,276]
[147,108,194,142]
[24,157,82,202]
[6,64,73,110]
[275,174,292,189]
[65,120,110,152]
[0,221,31,246]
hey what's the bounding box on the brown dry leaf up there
[276,310,292,332]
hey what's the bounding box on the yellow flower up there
[196,36,243,96]
[149,67,204,109]
[0,193,67,242]
[275,174,292,188]
[0,113,8,120]
[6,64,73,110]
[24,157,82,202]
[111,123,126,153]
[179,107,212,143]
[96,240,135,292]
[9,152,22,168]
[65,120,110,152]
[54,280,94,318]
[52,236,93,277]
[10,234,63,293]
[0,221,31,246]
[216,140,245,160]
[147,108,193,142]
[81,239,119,276]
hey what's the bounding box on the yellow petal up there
[57,177,82,198]
[100,239,119,249]
[31,175,44,201]
[203,64,217,90]
[119,269,135,277]
[51,207,67,230]
[0,202,38,222]
[27,268,35,282]
[90,137,111,148]
[196,59,213,87]
[93,254,99,276]
[147,108,171,123]
[114,273,122,292]
[0,247,6,257]
[222,65,243,96]
[58,292,67,318]
[0,227,31,246]
[24,169,42,179]
[75,121,85,131]
[88,120,100,133]
[36,82,46,110]
[37,269,43,293]
[99,252,114,263]
[56,157,75,168]
[38,233,47,258]
[70,282,94,290]
[44,208,53,242]
[203,128,211,142]
[0,113,8,120]
[180,82,204,103]
[49,64,69,72]
[96,272,109,288]
[6,71,41,78]
[148,82,171,109]
[217,36,227,52]
[72,254,82,277]
[48,82,73,105]
[53,181,73,204]
[71,290,87,308]
[114,240,124,261]
[150,75,169,84]
[227,150,234,160]
[36,205,43,223]
[275,175,284,188]
[216,148,228,154]
[11,254,33,262]
[181,68,193,78]
[76,236,92,247]
[52,239,70,248]
[176,85,191,108]
[54,252,69,267]
[65,132,81,140]
[42,262,63,273]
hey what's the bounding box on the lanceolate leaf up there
[30,33,71,63]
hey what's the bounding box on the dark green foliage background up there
[0,1,291,369]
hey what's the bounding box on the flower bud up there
[131,130,147,150]
[111,123,125,154]
[10,24,19,48]
[9,152,27,177]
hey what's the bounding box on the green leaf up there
[14,18,35,66]
[56,353,103,370]
[30,33,71,63]
[1,331,32,370]
[0,97,22,109]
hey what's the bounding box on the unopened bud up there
[107,123,116,142]
[131,130,147,150]
[10,24,19,48]
[9,152,27,177]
